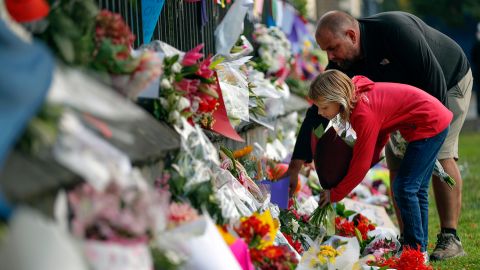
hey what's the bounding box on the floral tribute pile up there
[12,1,429,269]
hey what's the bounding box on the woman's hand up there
[318,189,331,208]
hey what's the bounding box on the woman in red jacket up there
[311,70,452,255]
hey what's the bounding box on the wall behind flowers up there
[96,0,230,53]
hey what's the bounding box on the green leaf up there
[445,175,456,189]
[313,124,325,138]
[355,228,363,244]
[49,10,80,37]
[164,55,180,66]
[220,146,238,177]
[52,33,75,63]
[210,56,224,69]
[336,203,345,215]
[199,85,219,99]
[343,210,357,218]
[181,65,199,76]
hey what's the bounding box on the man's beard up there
[336,59,355,70]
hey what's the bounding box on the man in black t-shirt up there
[287,11,472,261]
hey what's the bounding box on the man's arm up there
[288,104,329,195]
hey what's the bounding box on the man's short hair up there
[316,11,356,37]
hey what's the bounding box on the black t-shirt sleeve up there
[291,104,329,163]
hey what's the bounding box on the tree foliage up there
[381,0,480,26]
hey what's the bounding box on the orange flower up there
[233,145,253,159]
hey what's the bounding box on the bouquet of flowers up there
[158,119,225,224]
[252,24,292,75]
[233,210,298,270]
[234,210,277,250]
[38,3,162,98]
[335,212,376,253]
[302,244,344,270]
[68,182,167,242]
[363,238,399,259]
[250,245,298,270]
[68,182,168,270]
[166,201,200,229]
[219,146,265,202]
[91,9,137,74]
[154,44,222,128]
[279,199,323,254]
[366,246,432,270]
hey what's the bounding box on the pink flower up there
[182,44,204,66]
[195,57,214,78]
[168,202,199,228]
[174,78,201,94]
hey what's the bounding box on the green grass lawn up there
[428,132,480,269]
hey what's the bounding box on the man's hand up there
[283,159,304,197]
[318,190,331,208]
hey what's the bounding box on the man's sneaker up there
[430,233,466,261]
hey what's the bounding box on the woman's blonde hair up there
[308,69,356,122]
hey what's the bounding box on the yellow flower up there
[316,254,327,264]
[304,40,312,49]
[216,225,236,246]
[254,209,279,249]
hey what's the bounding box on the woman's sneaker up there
[430,233,466,261]
[423,251,429,264]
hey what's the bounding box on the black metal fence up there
[96,0,229,54]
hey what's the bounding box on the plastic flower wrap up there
[110,49,163,99]
[165,119,224,223]
[246,67,289,127]
[213,167,264,221]
[219,146,266,203]
[297,235,359,270]
[93,9,165,99]
[228,35,254,60]
[252,24,292,74]
[156,215,242,270]
[216,57,251,126]
[153,44,222,128]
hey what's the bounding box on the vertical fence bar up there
[96,0,229,51]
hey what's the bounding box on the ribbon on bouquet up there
[210,72,244,142]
